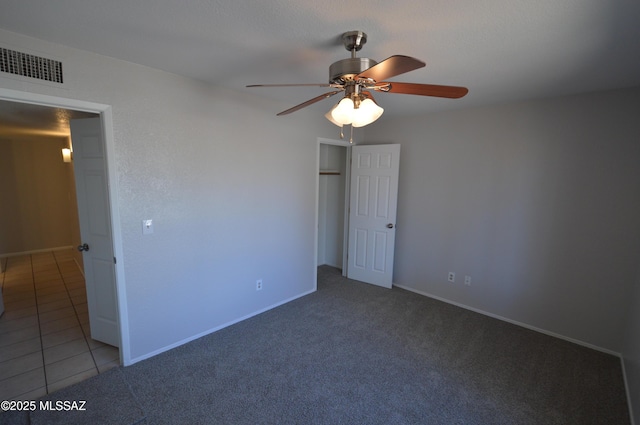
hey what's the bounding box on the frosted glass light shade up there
[326,96,384,128]
[330,97,355,125]
[325,109,343,127]
[351,98,384,127]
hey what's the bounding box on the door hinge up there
[113,257,117,264]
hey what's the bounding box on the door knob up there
[77,243,90,252]
[386,223,394,229]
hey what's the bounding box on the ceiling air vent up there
[0,47,63,84]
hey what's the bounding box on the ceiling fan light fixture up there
[329,97,355,125]
[326,96,384,128]
[351,98,384,127]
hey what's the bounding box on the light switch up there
[142,219,154,235]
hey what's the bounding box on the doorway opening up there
[315,141,402,290]
[315,138,351,287]
[0,89,127,399]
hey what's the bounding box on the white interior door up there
[347,144,400,288]
[70,117,120,347]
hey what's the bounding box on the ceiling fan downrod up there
[329,32,377,85]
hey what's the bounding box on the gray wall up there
[2,32,638,419]
[365,88,640,353]
[0,135,76,254]
[0,29,341,363]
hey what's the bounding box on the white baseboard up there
[128,288,316,365]
[319,262,342,269]
[621,357,637,425]
[393,283,621,357]
[0,246,73,258]
[396,282,635,423]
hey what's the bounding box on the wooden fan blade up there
[276,90,343,116]
[247,83,334,88]
[357,55,426,82]
[377,82,468,99]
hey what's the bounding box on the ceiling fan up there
[247,31,468,132]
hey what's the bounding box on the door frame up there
[0,87,131,365]
[314,137,352,289]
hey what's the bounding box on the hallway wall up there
[0,135,77,255]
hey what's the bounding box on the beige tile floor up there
[0,249,119,401]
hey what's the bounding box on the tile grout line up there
[1,252,114,400]
[30,253,49,395]
[53,250,99,373]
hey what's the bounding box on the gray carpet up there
[30,368,144,425]
[1,368,144,425]
[1,266,630,424]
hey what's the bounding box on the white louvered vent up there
[0,47,63,84]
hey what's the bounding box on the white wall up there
[0,29,340,362]
[364,88,640,353]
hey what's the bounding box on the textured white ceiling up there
[1,0,639,129]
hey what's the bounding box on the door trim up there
[314,137,351,289]
[0,88,131,366]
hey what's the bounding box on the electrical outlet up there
[256,279,263,291]
[142,219,153,235]
[465,275,471,286]
[448,272,455,283]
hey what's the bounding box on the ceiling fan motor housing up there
[329,57,378,84]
